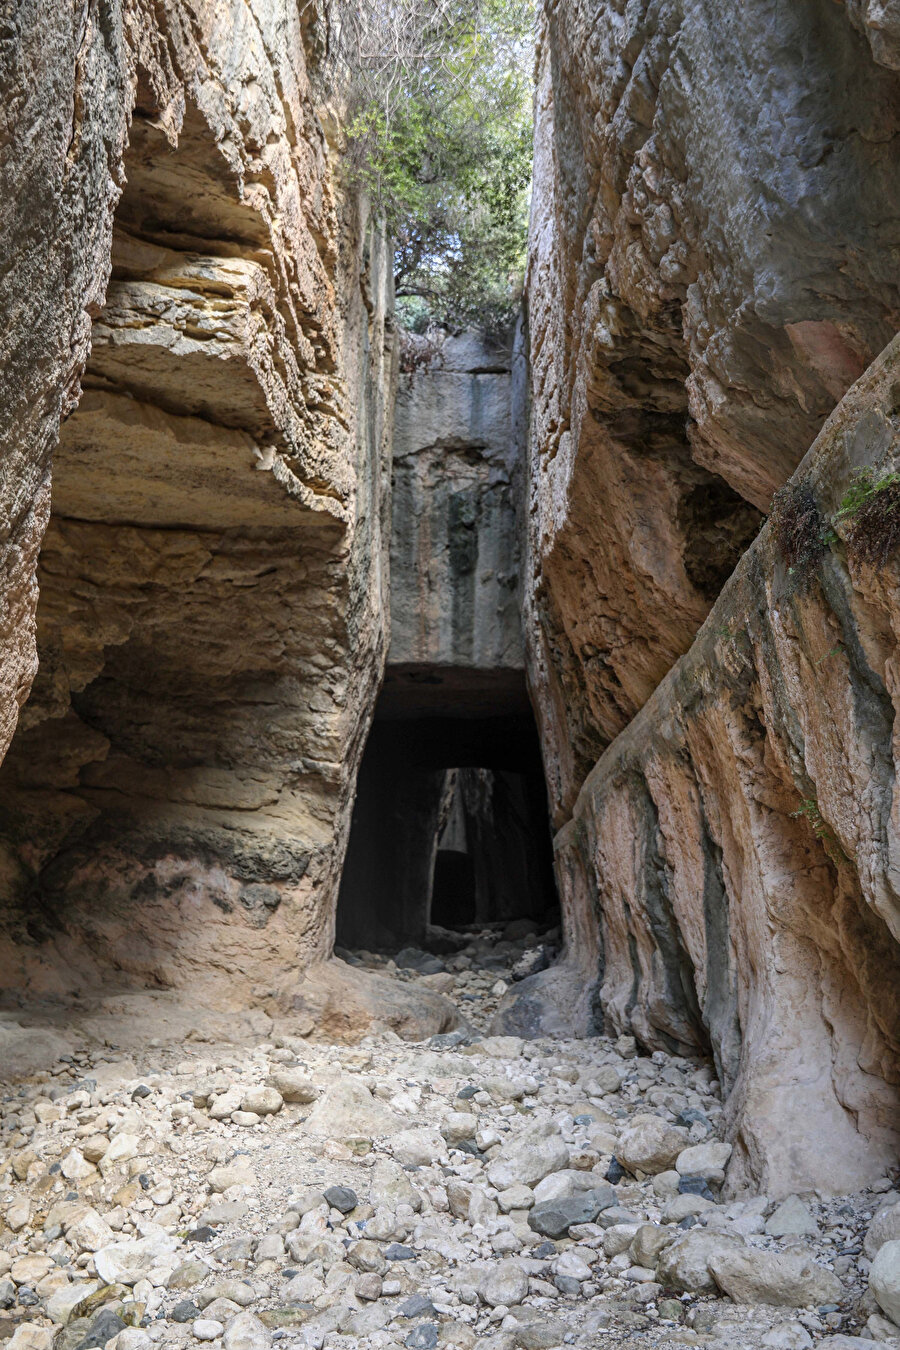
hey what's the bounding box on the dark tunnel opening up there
[431,850,476,928]
[335,670,560,952]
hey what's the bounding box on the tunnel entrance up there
[335,669,559,951]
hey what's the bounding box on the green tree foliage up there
[330,0,534,333]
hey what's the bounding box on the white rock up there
[208,1161,256,1192]
[618,1114,688,1174]
[478,1258,529,1307]
[442,1111,477,1143]
[708,1245,844,1306]
[765,1195,819,1237]
[761,1323,814,1348]
[60,1148,95,1180]
[223,1311,272,1349]
[480,1037,524,1058]
[114,1332,153,1350]
[241,1086,283,1115]
[555,1249,592,1281]
[486,1122,569,1190]
[210,1089,244,1120]
[603,1224,641,1257]
[194,1319,226,1341]
[6,1199,30,1231]
[7,1327,54,1350]
[583,1066,622,1095]
[662,1193,716,1223]
[100,1133,141,1173]
[865,1202,900,1259]
[46,1279,100,1324]
[870,1239,900,1326]
[532,1168,602,1203]
[674,1140,732,1181]
[655,1230,746,1293]
[391,1126,448,1166]
[652,1169,682,1198]
[819,1338,885,1349]
[369,1158,422,1211]
[95,1234,179,1286]
[497,1183,534,1212]
[267,1068,318,1103]
[630,1223,674,1268]
[67,1206,115,1253]
[304,1079,402,1138]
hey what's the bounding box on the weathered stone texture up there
[545,341,900,1196]
[0,0,396,1011]
[527,0,900,818]
[0,0,130,768]
[389,332,523,673]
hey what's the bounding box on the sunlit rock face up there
[0,0,396,1011]
[527,0,900,820]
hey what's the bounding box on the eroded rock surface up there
[0,0,394,1009]
[527,0,900,815]
[520,338,900,1197]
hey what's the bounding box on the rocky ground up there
[1,925,899,1350]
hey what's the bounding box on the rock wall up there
[0,0,397,1014]
[384,330,525,714]
[520,0,900,1194]
[527,0,900,821]
[546,340,900,1197]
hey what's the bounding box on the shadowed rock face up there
[527,0,900,819]
[0,0,395,1011]
[389,331,525,675]
[514,338,900,1196]
[511,0,900,1193]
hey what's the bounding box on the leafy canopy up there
[331,0,535,333]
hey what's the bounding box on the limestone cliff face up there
[544,344,900,1197]
[527,0,900,819]
[389,332,523,675]
[0,0,395,1010]
[520,0,900,1193]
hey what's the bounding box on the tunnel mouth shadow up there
[335,668,560,953]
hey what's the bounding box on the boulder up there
[765,1196,819,1238]
[477,1259,529,1307]
[618,1114,688,1174]
[708,1246,844,1307]
[223,1312,272,1350]
[865,1202,900,1259]
[656,1230,746,1294]
[674,1141,732,1183]
[267,1068,318,1103]
[240,1087,282,1116]
[391,1127,448,1167]
[94,1234,179,1286]
[303,1078,403,1138]
[870,1239,900,1326]
[486,1123,569,1190]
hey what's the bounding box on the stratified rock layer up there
[0,0,395,1010]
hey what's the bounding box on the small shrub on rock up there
[770,481,829,585]
[837,467,900,569]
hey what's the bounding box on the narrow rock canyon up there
[2,0,900,1347]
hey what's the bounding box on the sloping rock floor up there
[1,926,899,1350]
